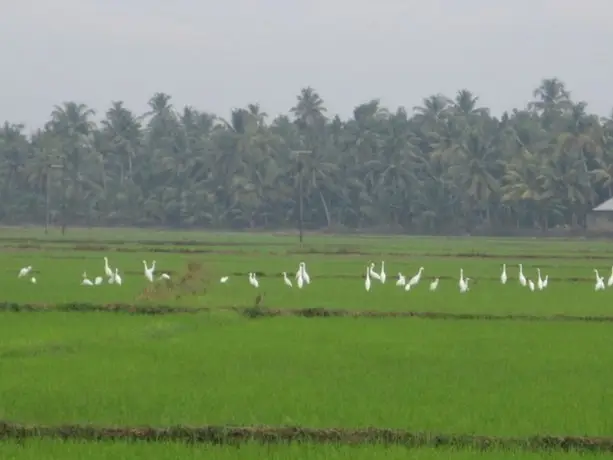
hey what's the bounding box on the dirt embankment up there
[1,302,612,324]
[0,421,611,452]
[1,238,613,260]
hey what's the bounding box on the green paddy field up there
[0,227,612,459]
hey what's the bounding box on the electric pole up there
[45,163,64,234]
[291,150,312,244]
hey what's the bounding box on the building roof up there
[593,197,613,211]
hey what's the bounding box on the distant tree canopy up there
[0,78,611,233]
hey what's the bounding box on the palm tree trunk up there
[61,167,67,235]
[318,189,331,227]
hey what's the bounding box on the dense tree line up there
[0,78,611,234]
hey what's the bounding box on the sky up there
[2,0,612,128]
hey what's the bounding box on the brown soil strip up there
[1,302,612,324]
[0,245,249,256]
[1,243,612,260]
[0,237,274,247]
[0,421,610,451]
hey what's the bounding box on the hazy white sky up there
[2,0,612,128]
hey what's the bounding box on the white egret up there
[500,264,507,284]
[395,273,406,287]
[518,264,527,287]
[299,262,310,284]
[81,272,93,286]
[18,266,32,278]
[429,278,439,291]
[460,275,470,293]
[537,268,544,290]
[364,266,371,292]
[297,271,304,289]
[459,269,467,292]
[595,269,605,291]
[220,276,229,283]
[283,272,293,288]
[408,267,424,287]
[103,257,113,278]
[143,260,154,282]
[369,263,381,281]
[296,262,311,288]
[114,268,122,286]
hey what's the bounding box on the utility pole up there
[45,163,64,234]
[291,150,312,244]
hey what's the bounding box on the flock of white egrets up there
[363,261,466,292]
[16,257,171,286]
[17,257,610,293]
[220,262,312,289]
[230,260,613,293]
[223,261,511,293]
[364,261,613,292]
[497,263,611,292]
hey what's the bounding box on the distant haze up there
[2,0,612,128]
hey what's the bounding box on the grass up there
[2,440,611,459]
[0,312,612,436]
[6,224,613,254]
[1,226,613,458]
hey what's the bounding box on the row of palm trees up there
[1,77,612,233]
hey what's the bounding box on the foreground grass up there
[0,440,609,459]
[0,313,612,436]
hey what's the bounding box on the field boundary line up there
[1,302,613,324]
[1,242,612,260]
[0,421,611,452]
